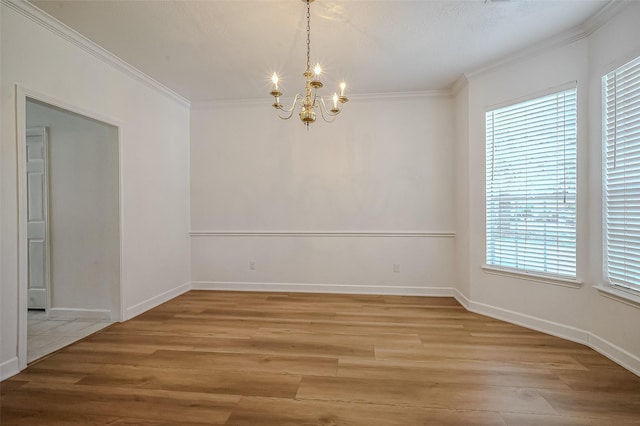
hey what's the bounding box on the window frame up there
[484,84,579,284]
[602,53,640,299]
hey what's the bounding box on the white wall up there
[1,2,190,378]
[26,99,119,315]
[466,38,591,329]
[585,1,640,368]
[453,82,470,300]
[0,0,4,380]
[3,0,639,382]
[456,1,640,374]
[190,95,456,294]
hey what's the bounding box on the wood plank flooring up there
[2,290,640,425]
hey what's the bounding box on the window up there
[603,55,640,295]
[486,87,577,279]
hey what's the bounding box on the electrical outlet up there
[249,261,256,270]
[393,263,400,273]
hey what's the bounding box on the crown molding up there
[464,0,628,83]
[581,0,631,37]
[191,98,266,110]
[464,26,588,82]
[450,75,469,97]
[191,89,452,110]
[349,90,451,102]
[12,0,623,111]
[3,0,190,108]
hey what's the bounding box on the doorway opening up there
[21,96,121,364]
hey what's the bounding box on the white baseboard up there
[125,282,191,320]
[465,298,590,345]
[454,292,640,377]
[191,281,456,297]
[190,282,639,376]
[9,279,639,379]
[589,332,640,377]
[48,307,112,321]
[453,288,471,309]
[191,282,638,375]
[1,357,19,381]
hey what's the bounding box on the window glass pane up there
[604,55,640,294]
[486,88,577,278]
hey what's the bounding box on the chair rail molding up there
[189,231,455,238]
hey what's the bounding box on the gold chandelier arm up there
[276,108,296,121]
[275,94,303,120]
[317,97,341,123]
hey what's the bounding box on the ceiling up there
[31,0,611,103]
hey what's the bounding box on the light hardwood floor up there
[2,290,640,425]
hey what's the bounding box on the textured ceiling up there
[31,0,610,102]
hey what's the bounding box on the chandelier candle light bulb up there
[269,0,348,127]
[270,72,283,108]
[332,93,339,112]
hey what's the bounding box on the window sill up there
[481,265,582,289]
[594,284,640,309]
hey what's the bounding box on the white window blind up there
[486,88,577,278]
[604,55,640,294]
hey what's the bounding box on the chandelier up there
[269,0,348,127]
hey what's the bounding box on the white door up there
[26,127,49,309]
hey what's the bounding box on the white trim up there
[481,265,583,289]
[190,231,455,238]
[465,27,587,82]
[16,85,124,372]
[581,0,631,37]
[2,0,624,110]
[484,81,578,112]
[48,308,112,321]
[190,98,270,109]
[465,0,629,83]
[450,75,469,97]
[190,283,640,376]
[589,333,640,377]
[0,0,4,383]
[599,46,640,82]
[3,282,637,379]
[460,295,640,377]
[192,281,456,297]
[465,298,590,345]
[1,0,190,107]
[601,55,640,303]
[594,284,640,309]
[125,282,191,320]
[16,87,29,370]
[453,288,471,310]
[348,91,451,102]
[19,85,123,129]
[0,357,20,381]
[191,90,451,110]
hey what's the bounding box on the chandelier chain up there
[306,0,311,72]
